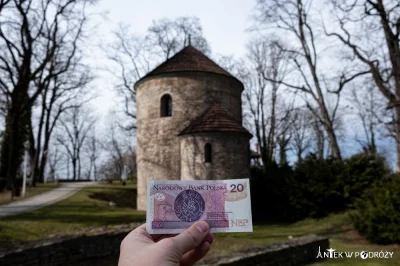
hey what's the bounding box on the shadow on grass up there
[88,189,137,208]
[1,185,144,226]
[2,205,144,225]
[0,223,42,238]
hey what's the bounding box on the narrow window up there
[160,94,172,117]
[205,143,212,163]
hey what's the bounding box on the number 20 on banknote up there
[146,178,253,234]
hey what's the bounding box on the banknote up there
[146,179,253,234]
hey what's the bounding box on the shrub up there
[341,153,389,205]
[290,154,346,219]
[351,175,400,244]
[250,152,390,223]
[250,163,293,222]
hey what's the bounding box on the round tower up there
[135,46,251,210]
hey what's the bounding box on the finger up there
[131,224,177,242]
[180,241,211,266]
[152,234,178,242]
[124,224,153,243]
[150,234,165,241]
[169,221,210,256]
[205,232,214,244]
[155,232,210,246]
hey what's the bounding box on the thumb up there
[170,221,210,256]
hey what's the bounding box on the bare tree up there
[125,146,137,181]
[253,0,370,160]
[148,17,211,60]
[99,113,137,182]
[86,130,102,181]
[57,106,96,181]
[108,17,210,131]
[244,37,290,168]
[291,108,313,162]
[47,145,62,183]
[29,39,93,185]
[0,0,95,190]
[312,115,327,159]
[350,81,384,154]
[276,112,294,165]
[107,25,150,131]
[103,117,126,181]
[98,149,136,182]
[327,0,400,170]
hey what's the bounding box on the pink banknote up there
[146,179,253,234]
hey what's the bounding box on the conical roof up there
[178,104,252,137]
[140,46,234,80]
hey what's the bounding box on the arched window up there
[204,143,212,163]
[160,94,172,117]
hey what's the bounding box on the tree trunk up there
[325,124,342,160]
[0,88,30,190]
[33,94,47,184]
[297,152,302,163]
[94,162,97,181]
[28,121,39,187]
[278,136,290,165]
[314,120,325,159]
[67,159,70,180]
[396,107,400,172]
[72,159,77,181]
[37,146,48,183]
[78,157,81,180]
[296,0,342,160]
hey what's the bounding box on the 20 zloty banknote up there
[146,179,253,234]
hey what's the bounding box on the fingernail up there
[196,221,210,233]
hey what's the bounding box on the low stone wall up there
[0,230,328,266]
[0,231,128,266]
[201,234,329,266]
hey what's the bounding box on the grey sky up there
[87,0,395,168]
[89,0,255,123]
[96,0,252,56]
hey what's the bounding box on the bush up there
[341,153,389,205]
[250,163,293,222]
[250,152,389,223]
[250,154,345,222]
[351,175,400,244]
[289,154,346,219]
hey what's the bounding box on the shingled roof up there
[178,104,252,137]
[140,46,234,80]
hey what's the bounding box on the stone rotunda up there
[135,45,252,210]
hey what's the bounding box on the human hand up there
[118,221,214,266]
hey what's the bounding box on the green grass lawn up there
[1,183,398,265]
[0,182,145,246]
[209,213,399,265]
[79,212,399,266]
[0,183,59,206]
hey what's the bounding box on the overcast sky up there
[89,0,254,119]
[95,0,252,56]
[85,0,395,168]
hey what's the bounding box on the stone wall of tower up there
[180,132,251,181]
[136,72,243,210]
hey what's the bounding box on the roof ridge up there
[138,46,234,81]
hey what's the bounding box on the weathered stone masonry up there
[136,46,252,210]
